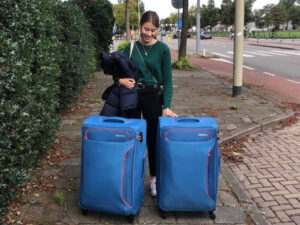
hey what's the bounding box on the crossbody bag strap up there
[135,43,158,84]
[129,40,135,58]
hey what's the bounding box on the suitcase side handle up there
[102,117,126,123]
[177,117,201,123]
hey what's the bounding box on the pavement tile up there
[138,207,176,224]
[214,206,246,224]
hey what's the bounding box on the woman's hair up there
[140,11,159,28]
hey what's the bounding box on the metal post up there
[196,0,200,55]
[178,8,180,51]
[233,0,244,96]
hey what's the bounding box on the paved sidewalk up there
[9,66,293,225]
[227,119,300,225]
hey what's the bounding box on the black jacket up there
[99,51,139,116]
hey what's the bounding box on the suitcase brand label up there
[116,134,126,138]
[198,133,208,137]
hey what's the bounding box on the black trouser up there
[124,87,162,177]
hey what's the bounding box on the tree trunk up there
[179,0,188,59]
[125,0,130,40]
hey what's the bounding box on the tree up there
[244,0,255,24]
[207,0,219,28]
[200,0,219,29]
[262,4,275,28]
[270,4,288,29]
[179,0,188,58]
[113,0,144,33]
[169,13,178,24]
[125,0,130,40]
[188,5,197,28]
[253,9,265,28]
[289,5,300,29]
[219,0,255,27]
[77,0,114,53]
[219,0,234,27]
[279,0,296,9]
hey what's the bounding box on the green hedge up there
[0,0,98,217]
[248,30,300,39]
[0,0,62,216]
[212,30,300,39]
[54,1,96,110]
[76,0,115,58]
[117,41,130,51]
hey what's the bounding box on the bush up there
[172,57,195,70]
[0,0,62,216]
[117,41,130,52]
[54,1,96,110]
[0,0,97,217]
[76,0,115,57]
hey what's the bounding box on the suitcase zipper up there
[84,128,131,140]
[206,143,216,203]
[121,146,134,208]
[164,129,213,141]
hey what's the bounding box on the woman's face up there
[140,21,157,44]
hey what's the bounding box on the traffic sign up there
[176,20,182,29]
[171,0,183,9]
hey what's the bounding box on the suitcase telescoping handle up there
[177,116,202,123]
[102,117,127,123]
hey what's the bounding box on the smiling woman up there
[114,10,178,198]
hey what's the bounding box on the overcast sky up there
[109,0,280,19]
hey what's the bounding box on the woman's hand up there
[119,78,135,89]
[162,108,178,117]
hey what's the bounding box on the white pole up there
[233,0,244,96]
[196,0,200,55]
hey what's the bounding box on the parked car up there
[200,30,212,39]
[172,29,193,39]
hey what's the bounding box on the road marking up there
[263,72,276,77]
[245,51,271,56]
[211,58,233,64]
[211,52,231,58]
[259,50,287,56]
[272,50,300,56]
[243,66,254,70]
[226,51,254,57]
[287,79,300,84]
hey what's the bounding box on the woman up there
[117,11,177,197]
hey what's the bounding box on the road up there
[163,37,300,83]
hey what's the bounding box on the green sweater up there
[121,40,173,109]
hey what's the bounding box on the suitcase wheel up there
[159,209,166,219]
[127,215,134,223]
[81,209,88,216]
[209,211,216,220]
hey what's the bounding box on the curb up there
[248,43,299,51]
[221,159,270,225]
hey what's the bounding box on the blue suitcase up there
[79,116,147,221]
[156,117,220,219]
